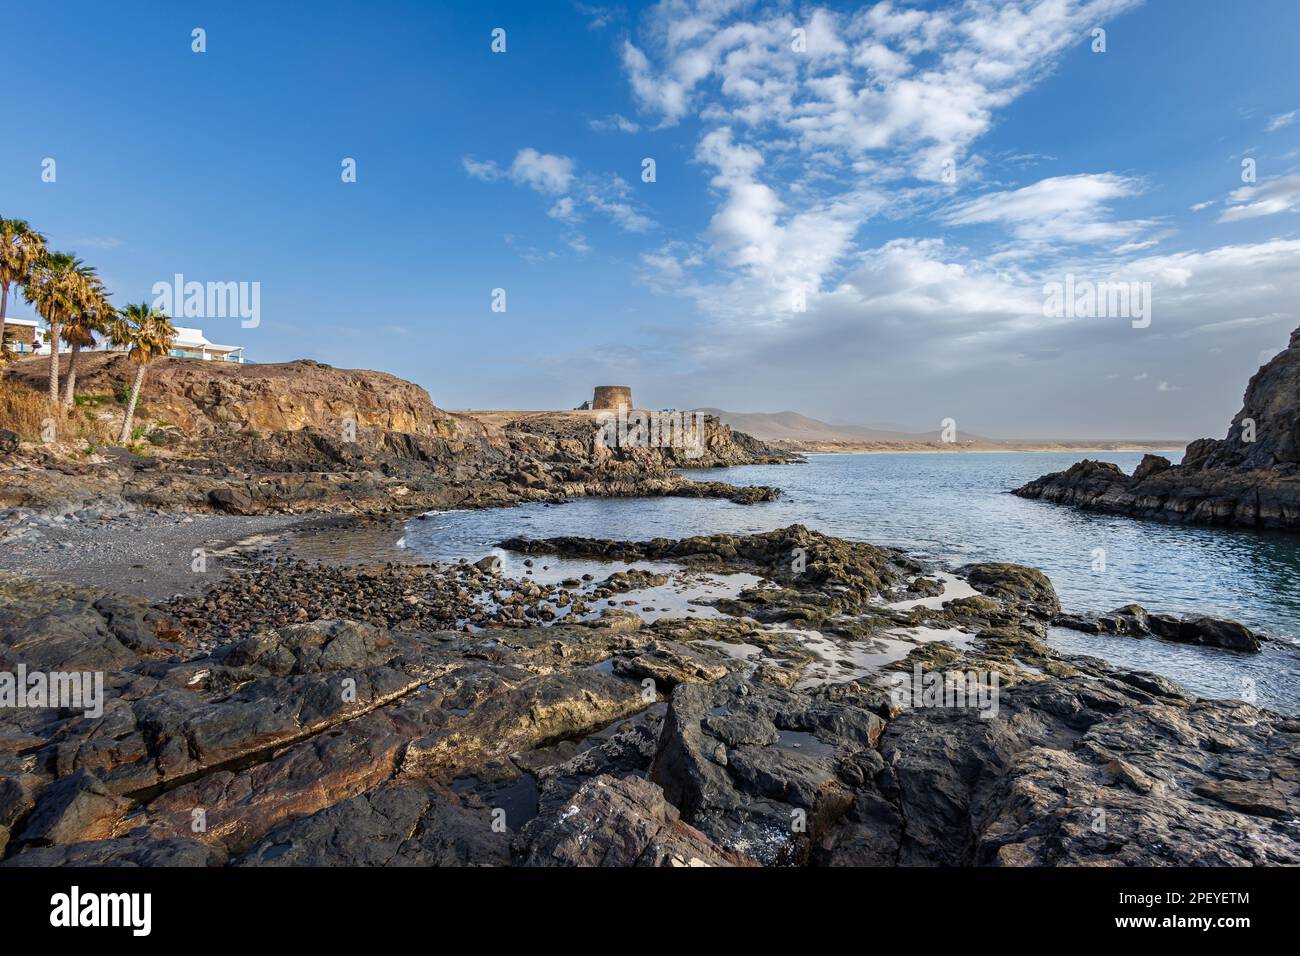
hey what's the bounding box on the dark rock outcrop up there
[500,524,920,617]
[836,674,1299,866]
[1054,604,1265,652]
[1015,326,1300,530]
[650,676,885,865]
[962,563,1060,617]
[514,774,747,867]
[234,781,510,866]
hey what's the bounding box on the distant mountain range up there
[692,408,1185,453]
[692,408,967,443]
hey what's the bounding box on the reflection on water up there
[402,453,1300,636]
[324,452,1300,711]
[1046,626,1300,714]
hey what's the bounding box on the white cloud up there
[462,157,502,181]
[575,2,614,30]
[1266,109,1297,132]
[510,148,576,194]
[1218,173,1300,222]
[464,148,656,239]
[686,126,885,315]
[623,0,1142,178]
[548,196,579,222]
[591,0,1300,435]
[944,173,1151,244]
[590,113,641,133]
[615,0,1149,325]
[642,234,1300,401]
[591,196,655,232]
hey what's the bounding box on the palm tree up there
[109,303,176,444]
[25,252,93,407]
[0,218,48,365]
[62,276,115,408]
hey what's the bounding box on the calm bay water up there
[397,452,1300,711]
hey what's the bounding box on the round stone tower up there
[592,385,633,411]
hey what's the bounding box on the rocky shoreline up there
[1,524,1295,867]
[0,354,789,522]
[1015,327,1300,530]
[1,357,1297,867]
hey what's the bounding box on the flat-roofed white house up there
[163,326,245,363]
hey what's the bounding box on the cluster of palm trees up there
[1,217,177,443]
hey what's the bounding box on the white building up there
[162,326,245,363]
[7,321,245,363]
[1,318,46,355]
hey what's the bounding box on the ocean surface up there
[394,452,1300,712]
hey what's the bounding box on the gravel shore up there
[0,509,318,600]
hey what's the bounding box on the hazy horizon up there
[6,0,1300,440]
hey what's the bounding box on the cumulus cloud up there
[463,149,576,195]
[510,148,576,194]
[583,0,1300,435]
[1218,173,1300,222]
[462,157,501,181]
[614,0,1153,324]
[668,237,1298,434]
[548,196,579,222]
[684,126,886,318]
[622,0,1142,177]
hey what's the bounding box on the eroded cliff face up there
[7,354,469,440]
[1015,327,1300,530]
[1184,326,1300,472]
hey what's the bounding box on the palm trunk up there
[119,362,147,444]
[0,281,9,366]
[63,342,82,408]
[47,319,61,408]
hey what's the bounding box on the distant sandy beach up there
[768,441,1189,456]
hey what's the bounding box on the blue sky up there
[6,0,1300,437]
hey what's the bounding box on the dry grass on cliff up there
[0,376,123,448]
[0,378,48,440]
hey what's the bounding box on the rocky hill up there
[1015,327,1300,530]
[0,356,788,516]
[5,353,472,440]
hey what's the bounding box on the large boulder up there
[650,676,884,865]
